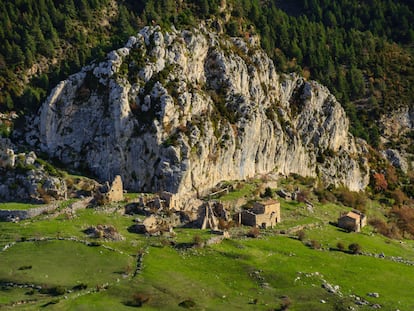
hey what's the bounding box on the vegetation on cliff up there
[1,0,413,150]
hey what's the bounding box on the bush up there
[348,243,362,254]
[369,218,392,237]
[309,240,321,249]
[247,227,260,238]
[314,187,336,203]
[335,188,366,211]
[192,234,203,247]
[295,190,310,203]
[336,242,345,251]
[389,189,409,206]
[297,230,306,241]
[262,187,273,198]
[40,286,66,296]
[72,283,88,291]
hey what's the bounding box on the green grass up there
[0,202,44,210]
[0,240,132,286]
[2,188,414,310]
[217,182,258,201]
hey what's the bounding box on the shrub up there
[72,283,88,291]
[39,286,66,296]
[336,242,345,251]
[297,230,306,241]
[296,190,309,203]
[348,243,362,254]
[262,187,273,198]
[372,173,388,192]
[247,227,260,238]
[390,189,409,206]
[369,218,391,237]
[309,240,321,250]
[334,188,366,210]
[192,234,203,247]
[314,187,336,203]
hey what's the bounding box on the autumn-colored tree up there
[389,206,414,238]
[348,243,362,254]
[369,218,391,237]
[390,188,409,206]
[372,173,388,192]
[385,165,398,189]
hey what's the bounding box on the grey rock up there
[30,24,369,208]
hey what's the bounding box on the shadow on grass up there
[216,250,251,261]
[123,292,151,308]
[41,299,59,308]
[173,242,194,250]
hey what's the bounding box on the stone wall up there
[0,203,58,221]
[107,175,123,202]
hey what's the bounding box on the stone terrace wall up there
[0,203,58,221]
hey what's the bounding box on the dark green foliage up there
[35,158,63,177]
[40,285,66,296]
[336,242,345,251]
[348,243,362,254]
[72,283,88,291]
[262,187,273,198]
[1,0,413,152]
[0,0,138,112]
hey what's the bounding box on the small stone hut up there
[338,210,366,232]
[235,199,281,228]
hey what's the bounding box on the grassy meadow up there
[1,187,414,310]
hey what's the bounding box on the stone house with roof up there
[338,210,367,232]
[235,199,281,228]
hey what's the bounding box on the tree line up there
[1,0,413,148]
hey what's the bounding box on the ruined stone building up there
[235,199,281,228]
[95,175,124,203]
[338,210,366,232]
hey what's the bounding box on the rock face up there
[0,138,67,203]
[30,24,369,203]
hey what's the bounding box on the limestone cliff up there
[29,24,369,201]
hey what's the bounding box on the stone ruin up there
[83,224,124,241]
[94,175,124,204]
[197,201,230,230]
[125,191,232,235]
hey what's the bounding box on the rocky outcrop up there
[29,24,369,205]
[380,107,414,139]
[0,138,67,203]
[382,149,408,173]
